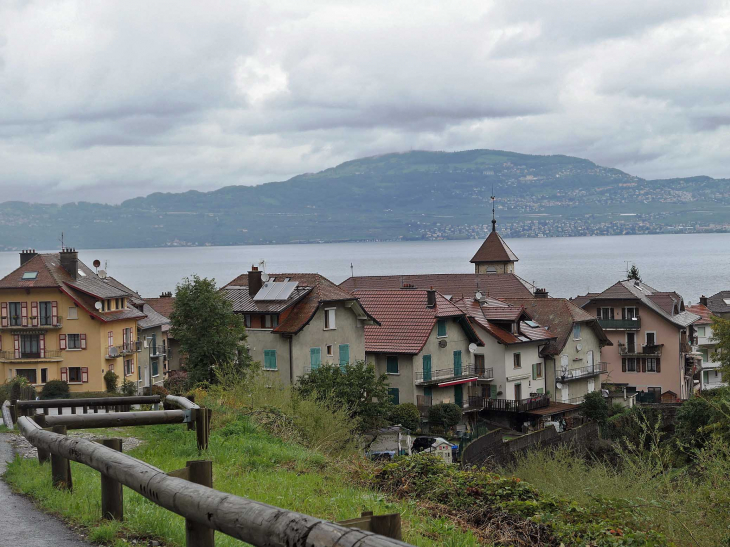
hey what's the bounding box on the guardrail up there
[558,361,608,381]
[483,394,551,413]
[12,404,410,547]
[415,364,493,383]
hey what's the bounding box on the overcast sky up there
[2,1,729,204]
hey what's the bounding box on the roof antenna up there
[490,187,496,233]
[58,231,64,250]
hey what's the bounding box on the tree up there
[104,370,119,393]
[711,316,730,378]
[388,403,420,431]
[295,361,392,431]
[428,403,462,432]
[170,275,249,385]
[581,391,609,425]
[627,264,641,281]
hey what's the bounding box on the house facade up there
[0,249,145,392]
[505,297,612,404]
[222,268,378,385]
[688,303,725,391]
[573,280,699,401]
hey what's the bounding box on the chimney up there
[160,291,173,298]
[248,265,263,297]
[700,295,708,306]
[534,288,548,298]
[426,289,436,308]
[60,248,79,280]
[20,249,38,266]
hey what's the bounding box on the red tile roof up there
[145,297,176,319]
[686,303,714,325]
[470,231,519,264]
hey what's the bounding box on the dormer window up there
[22,271,38,280]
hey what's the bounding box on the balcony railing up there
[481,394,551,412]
[598,318,641,330]
[147,345,167,358]
[559,361,608,381]
[618,343,663,357]
[106,341,142,359]
[0,319,63,330]
[0,349,62,361]
[415,364,493,384]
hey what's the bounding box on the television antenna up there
[58,231,64,250]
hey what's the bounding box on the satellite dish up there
[475,291,483,300]
[98,270,107,279]
[93,259,101,269]
[468,343,477,353]
[576,343,582,351]
[261,272,270,282]
[94,301,103,311]
[556,382,564,390]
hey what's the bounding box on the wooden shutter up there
[61,367,68,382]
[310,347,321,370]
[81,367,88,383]
[656,358,661,373]
[453,350,462,376]
[339,344,350,368]
[131,358,134,374]
[621,358,626,372]
[423,354,432,381]
[532,363,537,380]
[59,334,66,350]
[640,358,646,373]
[39,334,45,358]
[31,302,38,327]
[52,301,58,325]
[490,384,498,398]
[21,302,28,327]
[80,333,87,350]
[13,334,20,358]
[1,303,6,327]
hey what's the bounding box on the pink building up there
[573,280,700,401]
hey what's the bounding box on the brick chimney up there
[60,248,79,280]
[535,288,548,298]
[700,295,708,306]
[20,249,38,266]
[248,266,263,297]
[426,289,436,308]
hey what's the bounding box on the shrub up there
[428,403,461,431]
[119,379,137,396]
[388,402,420,431]
[581,390,609,424]
[163,370,189,395]
[103,370,119,393]
[149,385,169,397]
[40,380,69,400]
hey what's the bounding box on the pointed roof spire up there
[491,189,496,232]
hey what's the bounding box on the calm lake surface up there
[1,233,727,304]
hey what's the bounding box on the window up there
[388,388,400,405]
[573,324,581,340]
[624,307,638,320]
[513,352,521,369]
[646,332,656,346]
[310,347,321,370]
[68,306,78,320]
[151,358,159,377]
[264,349,277,370]
[68,367,82,383]
[16,369,37,384]
[39,302,53,326]
[41,368,48,384]
[244,315,252,328]
[339,344,350,368]
[264,315,278,328]
[701,349,709,362]
[9,302,21,326]
[597,307,614,320]
[20,334,40,358]
[437,319,447,337]
[624,357,637,372]
[67,334,81,350]
[698,326,706,337]
[324,308,336,330]
[386,356,399,374]
[533,361,543,379]
[626,332,636,353]
[646,358,657,372]
[21,271,38,280]
[124,359,134,376]
[326,344,334,357]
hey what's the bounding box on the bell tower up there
[470,195,518,274]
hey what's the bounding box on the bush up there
[149,385,169,397]
[0,376,36,402]
[428,403,461,431]
[40,380,69,400]
[581,390,609,424]
[388,403,420,431]
[103,370,119,393]
[119,379,137,396]
[163,370,189,395]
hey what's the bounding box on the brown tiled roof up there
[145,297,176,319]
[0,254,62,289]
[340,273,533,299]
[505,297,611,355]
[686,304,714,325]
[470,231,519,264]
[570,292,599,308]
[222,285,311,313]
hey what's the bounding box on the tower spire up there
[490,190,496,232]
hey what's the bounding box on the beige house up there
[688,302,725,391]
[221,268,378,385]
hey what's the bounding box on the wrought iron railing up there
[559,361,608,381]
[0,349,62,361]
[106,341,142,358]
[482,394,550,413]
[415,364,493,383]
[598,318,641,330]
[618,343,663,357]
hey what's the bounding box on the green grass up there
[4,417,482,546]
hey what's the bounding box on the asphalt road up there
[0,434,91,547]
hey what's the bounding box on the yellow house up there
[0,249,145,393]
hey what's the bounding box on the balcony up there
[147,345,167,358]
[415,364,493,386]
[0,349,63,362]
[482,394,551,413]
[618,343,663,357]
[559,361,608,382]
[106,341,142,359]
[0,319,63,330]
[598,318,641,330]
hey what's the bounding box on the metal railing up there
[148,345,166,357]
[559,361,608,381]
[106,341,142,358]
[598,318,641,330]
[618,343,663,357]
[0,349,62,361]
[482,394,551,413]
[415,364,493,383]
[0,320,63,330]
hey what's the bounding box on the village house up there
[144,293,183,373]
[687,301,725,391]
[221,268,379,385]
[0,249,145,392]
[504,295,612,404]
[572,280,700,401]
[704,290,730,319]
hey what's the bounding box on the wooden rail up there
[16,417,411,547]
[16,395,162,410]
[36,410,187,430]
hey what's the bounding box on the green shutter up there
[422,354,432,381]
[389,388,400,405]
[437,319,447,337]
[703,371,709,384]
[387,356,399,374]
[339,344,350,371]
[532,363,536,380]
[490,384,497,398]
[454,385,463,407]
[424,386,432,398]
[310,347,321,370]
[264,349,277,370]
[453,350,462,376]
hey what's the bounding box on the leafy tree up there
[711,316,730,377]
[295,361,392,431]
[428,403,462,432]
[40,380,70,400]
[627,264,641,281]
[388,402,420,431]
[581,391,609,425]
[104,370,119,393]
[120,379,137,396]
[170,275,249,385]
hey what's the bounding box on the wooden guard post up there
[101,438,124,521]
[50,425,72,490]
[195,408,212,450]
[168,460,215,547]
[338,511,402,540]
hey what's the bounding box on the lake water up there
[1,233,727,304]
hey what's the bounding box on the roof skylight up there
[22,271,38,280]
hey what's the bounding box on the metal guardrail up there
[0,349,62,361]
[415,364,493,383]
[617,343,663,357]
[482,395,551,413]
[558,361,608,381]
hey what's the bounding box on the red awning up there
[438,377,478,387]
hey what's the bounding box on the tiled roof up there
[505,297,611,355]
[482,306,526,321]
[470,231,519,264]
[706,291,730,314]
[353,289,481,354]
[222,285,311,313]
[145,297,176,319]
[340,273,534,299]
[570,292,598,308]
[138,302,171,330]
[0,254,62,289]
[686,304,714,325]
